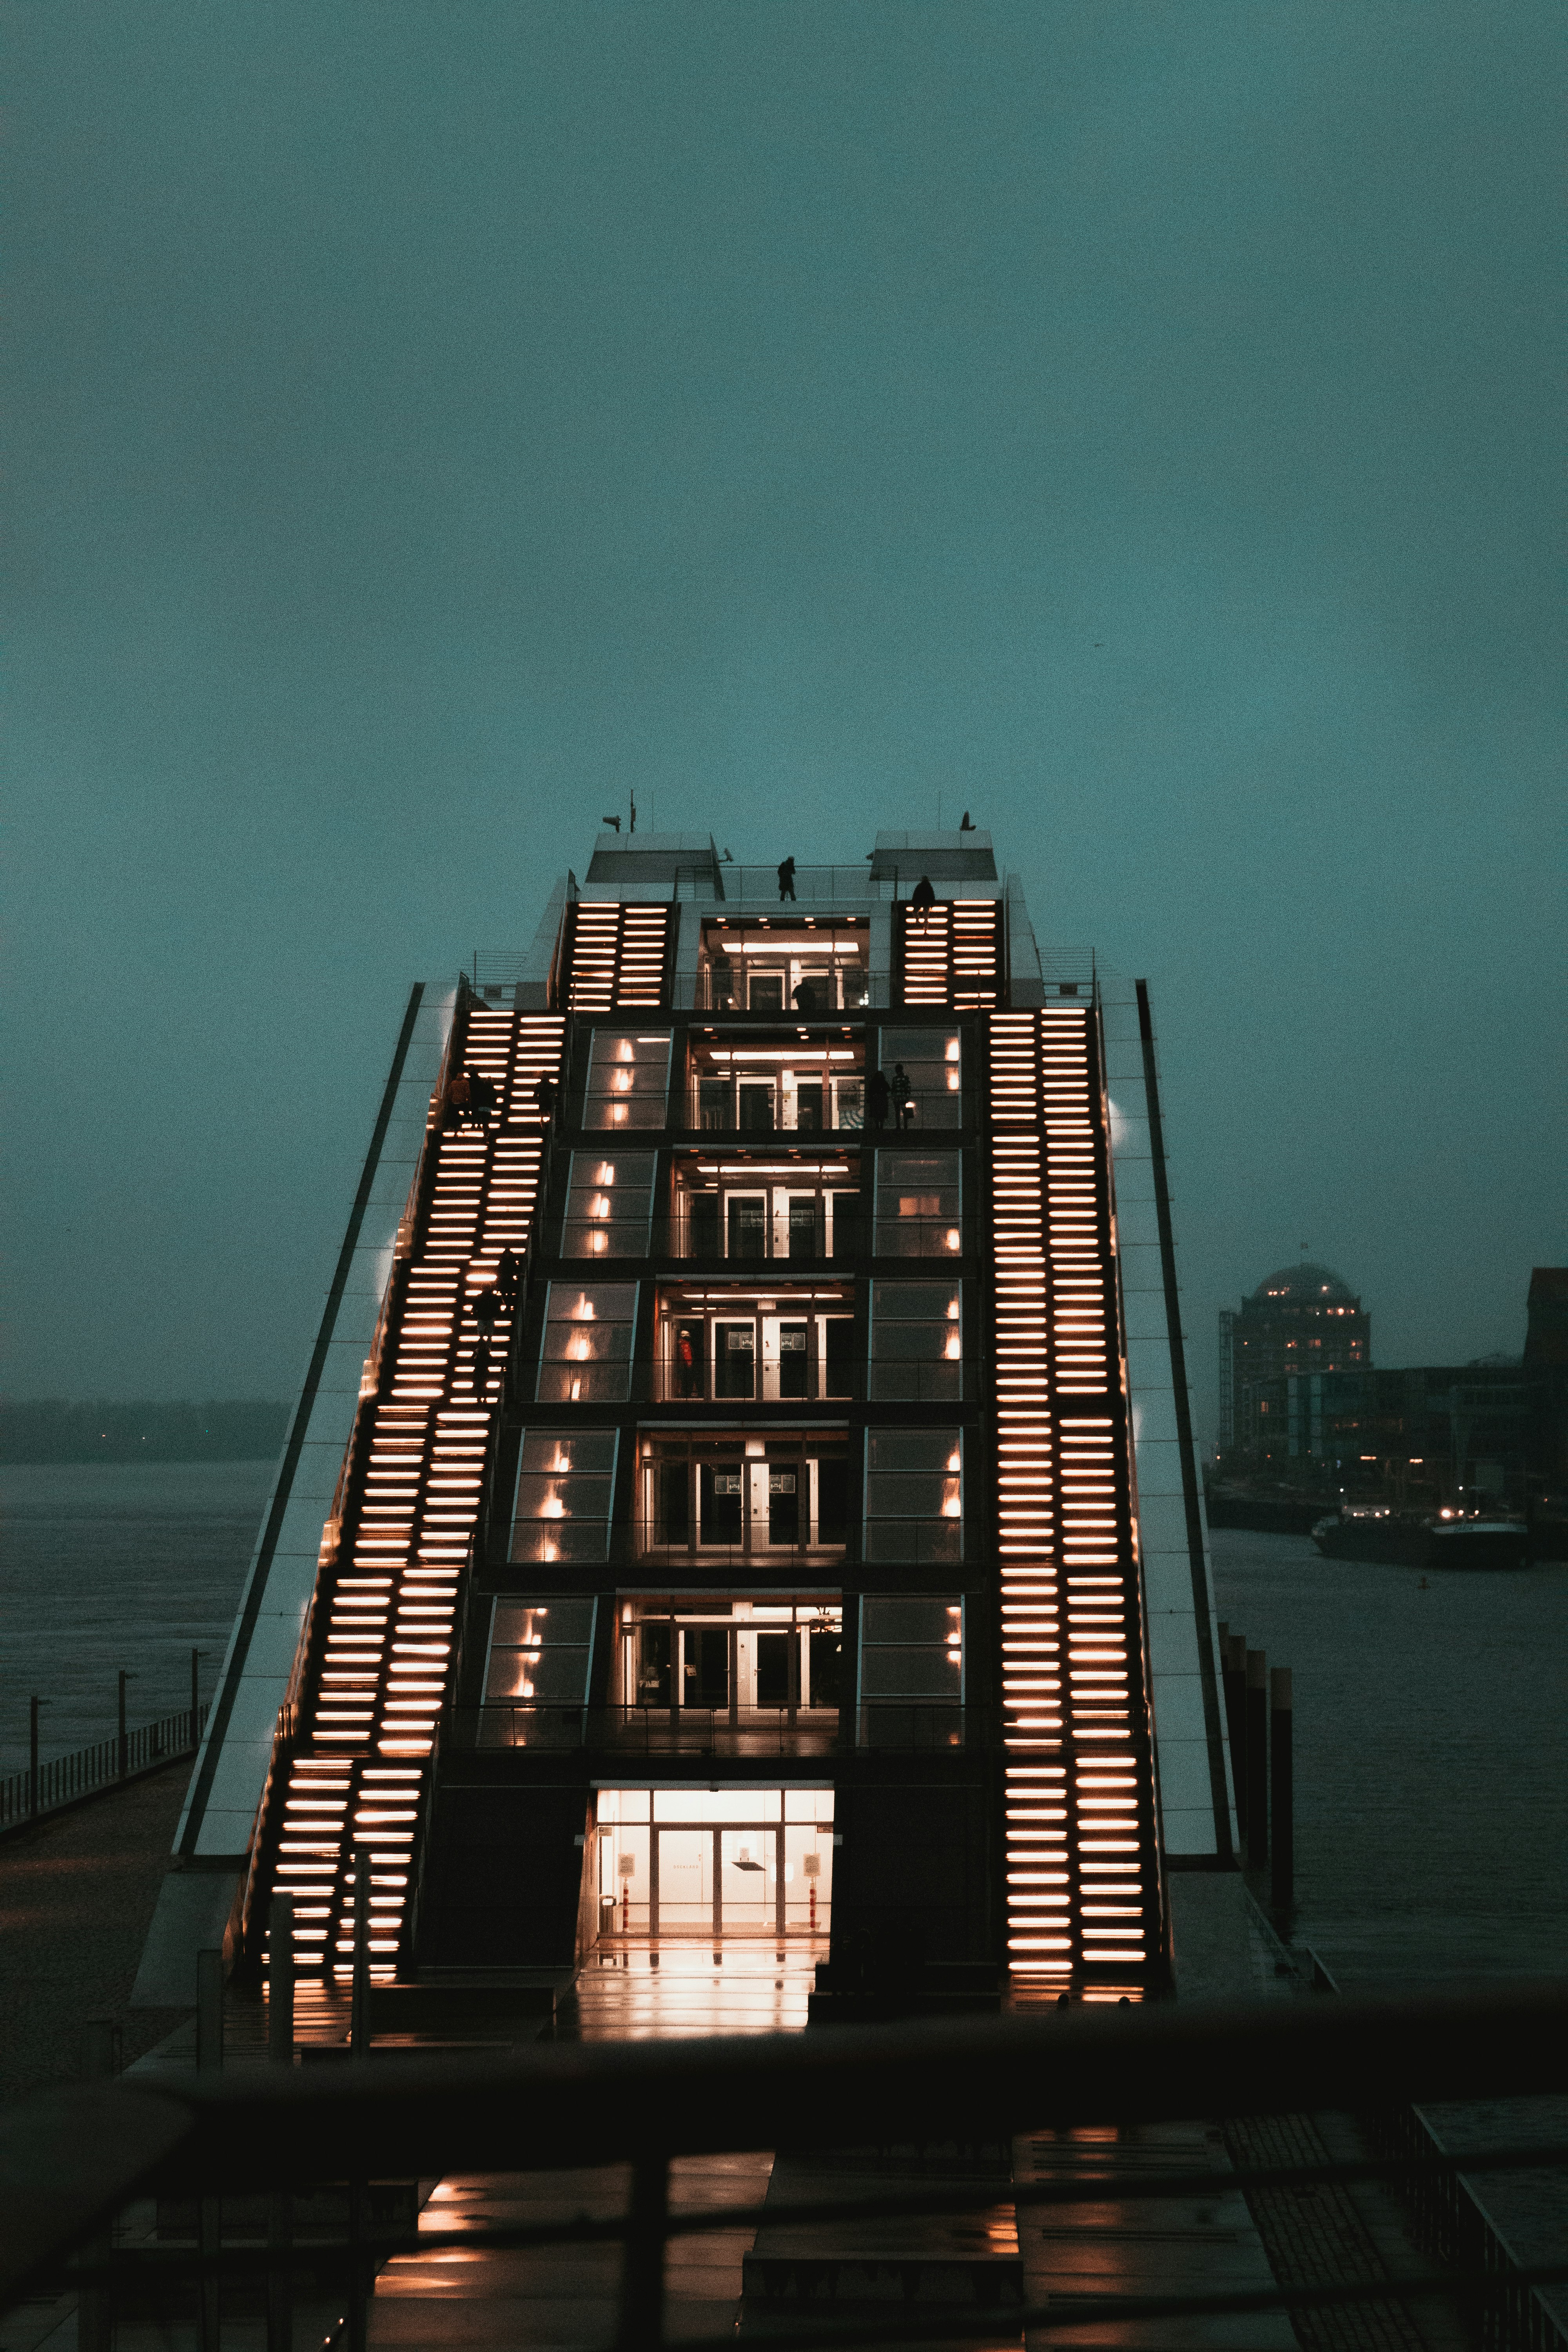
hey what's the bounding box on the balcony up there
[446,1703,981,1754]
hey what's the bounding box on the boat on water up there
[1310,1504,1530,1570]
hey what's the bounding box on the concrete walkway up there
[0,1756,194,2103]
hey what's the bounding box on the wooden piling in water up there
[1246,1649,1269,1867]
[1270,1666,1294,1921]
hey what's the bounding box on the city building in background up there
[1213,1262,1568,1526]
[1218,1263,1370,1457]
[142,828,1238,2009]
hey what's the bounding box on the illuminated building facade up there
[164,831,1234,2002]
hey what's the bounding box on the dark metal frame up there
[7,1984,1566,2352]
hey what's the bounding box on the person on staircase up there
[467,1071,497,1126]
[495,1247,521,1306]
[470,1286,500,1339]
[534,1073,559,1123]
[470,1340,493,1396]
[909,875,937,922]
[444,1071,472,1129]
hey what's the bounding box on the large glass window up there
[536,1284,639,1403]
[659,1285,855,1403]
[510,1429,619,1562]
[562,1151,656,1259]
[873,1152,962,1258]
[869,1279,962,1402]
[613,1595,842,1718]
[700,922,869,1014]
[673,1159,861,1263]
[639,1432,850,1558]
[485,1598,597,1701]
[871,1030,961,1133]
[688,1039,864,1134]
[862,1429,963,1563]
[584,1030,672,1130]
[857,1596,964,1747]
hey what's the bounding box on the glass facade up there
[536,1284,639,1404]
[561,1151,656,1259]
[869,1277,963,1402]
[862,1428,964,1563]
[583,1029,672,1129]
[509,1428,619,1562]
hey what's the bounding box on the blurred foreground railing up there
[3,1985,1566,2352]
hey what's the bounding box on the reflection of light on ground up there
[573,1936,829,2042]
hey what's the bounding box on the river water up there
[0,1461,271,1775]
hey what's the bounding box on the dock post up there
[196,1949,223,2352]
[1270,1668,1294,1922]
[1246,1650,1268,1867]
[77,2020,117,2352]
[1223,1634,1247,1835]
[267,1896,295,2352]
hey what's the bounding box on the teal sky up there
[4,2,1562,1439]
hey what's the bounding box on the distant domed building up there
[1219,1262,1370,1457]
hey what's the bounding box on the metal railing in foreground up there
[0,1701,209,1832]
[4,1984,1565,2352]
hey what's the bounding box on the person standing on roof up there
[777,856,797,902]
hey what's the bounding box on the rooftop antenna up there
[630,788,637,835]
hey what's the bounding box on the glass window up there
[687,1041,864,1135]
[869,1279,962,1402]
[562,1151,656,1260]
[640,1432,849,1557]
[584,1031,672,1130]
[873,1152,962,1259]
[537,1284,639,1403]
[873,1031,960,1134]
[858,1597,964,1745]
[862,1428,963,1564]
[510,1430,619,1563]
[485,1598,595,1705]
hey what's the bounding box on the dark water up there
[0,1461,272,1776]
[1211,1528,1568,2288]
[1209,1527,1568,1984]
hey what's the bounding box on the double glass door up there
[598,1820,832,1938]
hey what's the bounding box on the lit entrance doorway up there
[593,1786,833,1945]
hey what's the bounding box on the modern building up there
[145,829,1236,2008]
[1218,1262,1370,1459]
